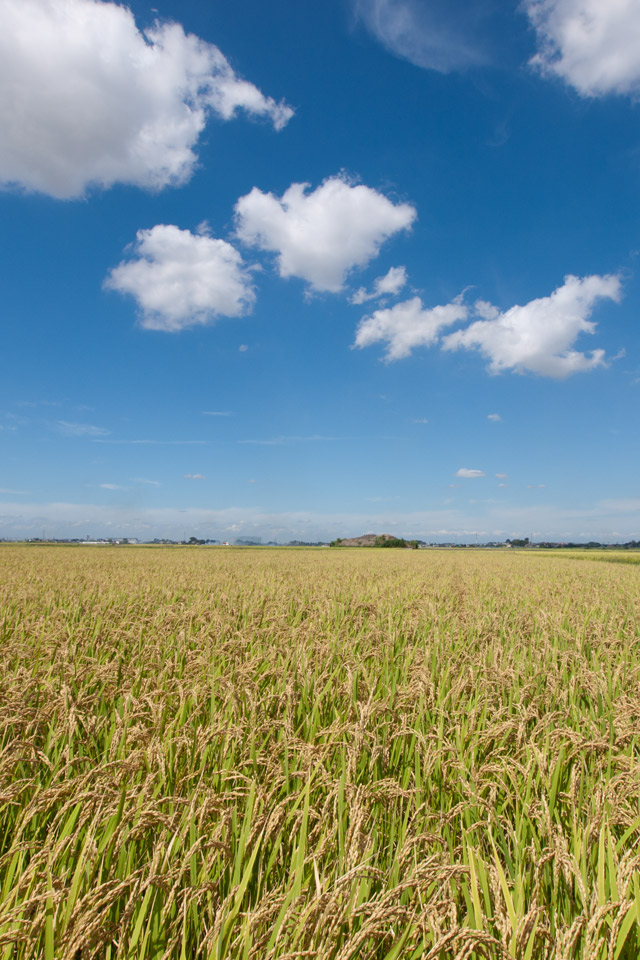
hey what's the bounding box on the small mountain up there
[332,533,403,547]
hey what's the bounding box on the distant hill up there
[331,533,418,548]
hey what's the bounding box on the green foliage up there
[374,536,409,548]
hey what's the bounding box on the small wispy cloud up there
[238,434,343,446]
[496,473,508,479]
[527,483,547,489]
[56,420,110,437]
[184,474,206,480]
[202,411,231,417]
[412,417,429,424]
[99,483,125,490]
[487,413,501,422]
[239,344,249,352]
[353,0,491,74]
[130,477,160,486]
[456,468,485,479]
[94,439,209,445]
[0,488,27,495]
[350,266,408,304]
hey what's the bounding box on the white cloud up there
[353,0,490,72]
[353,295,468,361]
[525,0,640,97]
[131,477,160,486]
[99,483,125,490]
[56,420,110,437]
[374,265,409,296]
[0,488,27,495]
[350,265,408,304]
[487,413,502,421]
[496,473,508,479]
[0,0,292,199]
[203,411,231,416]
[184,473,206,480]
[105,225,255,332]
[235,176,416,293]
[413,418,429,423]
[239,344,249,352]
[456,468,485,478]
[443,274,622,378]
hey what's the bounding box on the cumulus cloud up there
[353,295,468,361]
[353,0,491,72]
[487,413,502,421]
[0,0,292,199]
[443,274,622,378]
[105,225,255,332]
[55,420,110,437]
[525,0,640,97]
[235,176,416,293]
[456,468,485,478]
[350,265,408,304]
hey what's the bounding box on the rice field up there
[1,544,640,959]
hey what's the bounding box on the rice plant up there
[1,545,639,958]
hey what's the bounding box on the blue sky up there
[1,0,640,542]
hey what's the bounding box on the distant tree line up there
[536,541,640,550]
[374,536,419,549]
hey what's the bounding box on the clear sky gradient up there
[1,0,639,542]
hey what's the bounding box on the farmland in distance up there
[1,544,640,958]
